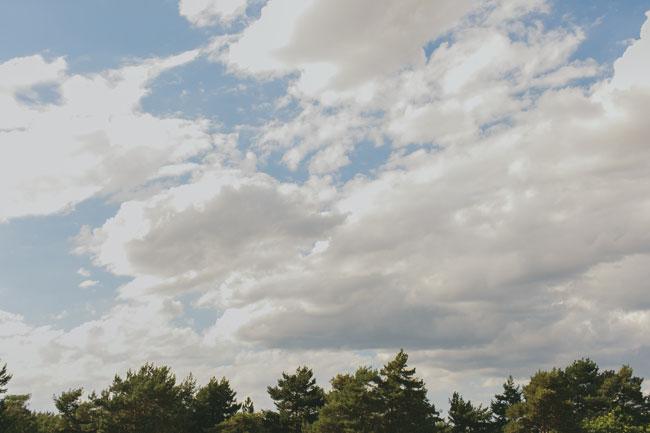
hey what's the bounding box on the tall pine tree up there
[194,377,241,431]
[311,366,382,433]
[267,366,325,433]
[377,350,440,433]
[491,376,521,431]
[447,392,492,433]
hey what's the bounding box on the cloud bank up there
[1,0,649,411]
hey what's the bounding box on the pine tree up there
[2,394,38,433]
[241,397,255,414]
[377,350,440,433]
[491,376,521,431]
[194,377,241,431]
[448,392,492,433]
[505,369,579,433]
[0,362,13,430]
[311,366,382,433]
[94,363,196,433]
[267,366,325,433]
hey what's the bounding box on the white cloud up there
[79,280,99,289]
[610,11,650,91]
[3,0,650,415]
[226,0,477,101]
[75,167,343,299]
[74,2,650,380]
[77,268,91,277]
[179,0,248,27]
[0,51,212,222]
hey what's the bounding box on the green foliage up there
[506,368,580,433]
[194,377,241,432]
[447,392,492,433]
[311,366,382,433]
[583,410,650,433]
[0,354,649,433]
[93,363,196,433]
[505,361,650,433]
[216,412,270,433]
[241,397,255,414]
[490,376,521,431]
[0,362,11,395]
[2,394,38,433]
[0,361,13,430]
[267,366,325,433]
[33,411,61,433]
[377,350,440,433]
[598,365,650,425]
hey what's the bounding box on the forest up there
[0,350,648,433]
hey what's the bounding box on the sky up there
[1,0,650,412]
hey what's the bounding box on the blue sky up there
[1,0,650,412]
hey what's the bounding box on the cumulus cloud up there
[239,0,600,174]
[0,50,211,221]
[2,0,650,414]
[75,168,343,299]
[76,3,650,374]
[226,0,477,100]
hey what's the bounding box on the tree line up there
[1,350,648,433]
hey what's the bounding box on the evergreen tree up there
[54,388,84,433]
[241,397,255,414]
[311,366,382,433]
[583,410,650,433]
[505,368,579,433]
[194,377,241,432]
[267,366,325,433]
[564,358,604,422]
[94,363,196,433]
[490,376,521,431]
[377,350,440,433]
[33,411,61,433]
[2,394,38,433]
[0,361,13,430]
[447,392,492,433]
[597,365,650,425]
[216,412,269,433]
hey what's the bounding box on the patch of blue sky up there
[141,57,294,131]
[0,198,129,329]
[544,0,650,64]
[258,149,311,184]
[337,140,392,183]
[0,0,205,73]
[175,293,223,333]
[14,83,63,107]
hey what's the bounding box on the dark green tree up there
[33,411,61,433]
[241,397,254,414]
[583,410,650,433]
[447,392,492,433]
[267,366,325,433]
[0,361,13,430]
[377,350,440,433]
[597,365,650,425]
[54,388,84,433]
[2,394,38,433]
[194,377,241,432]
[491,376,521,431]
[216,412,269,433]
[311,366,382,433]
[505,368,579,433]
[564,358,604,422]
[94,363,195,433]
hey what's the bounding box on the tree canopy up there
[0,355,648,433]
